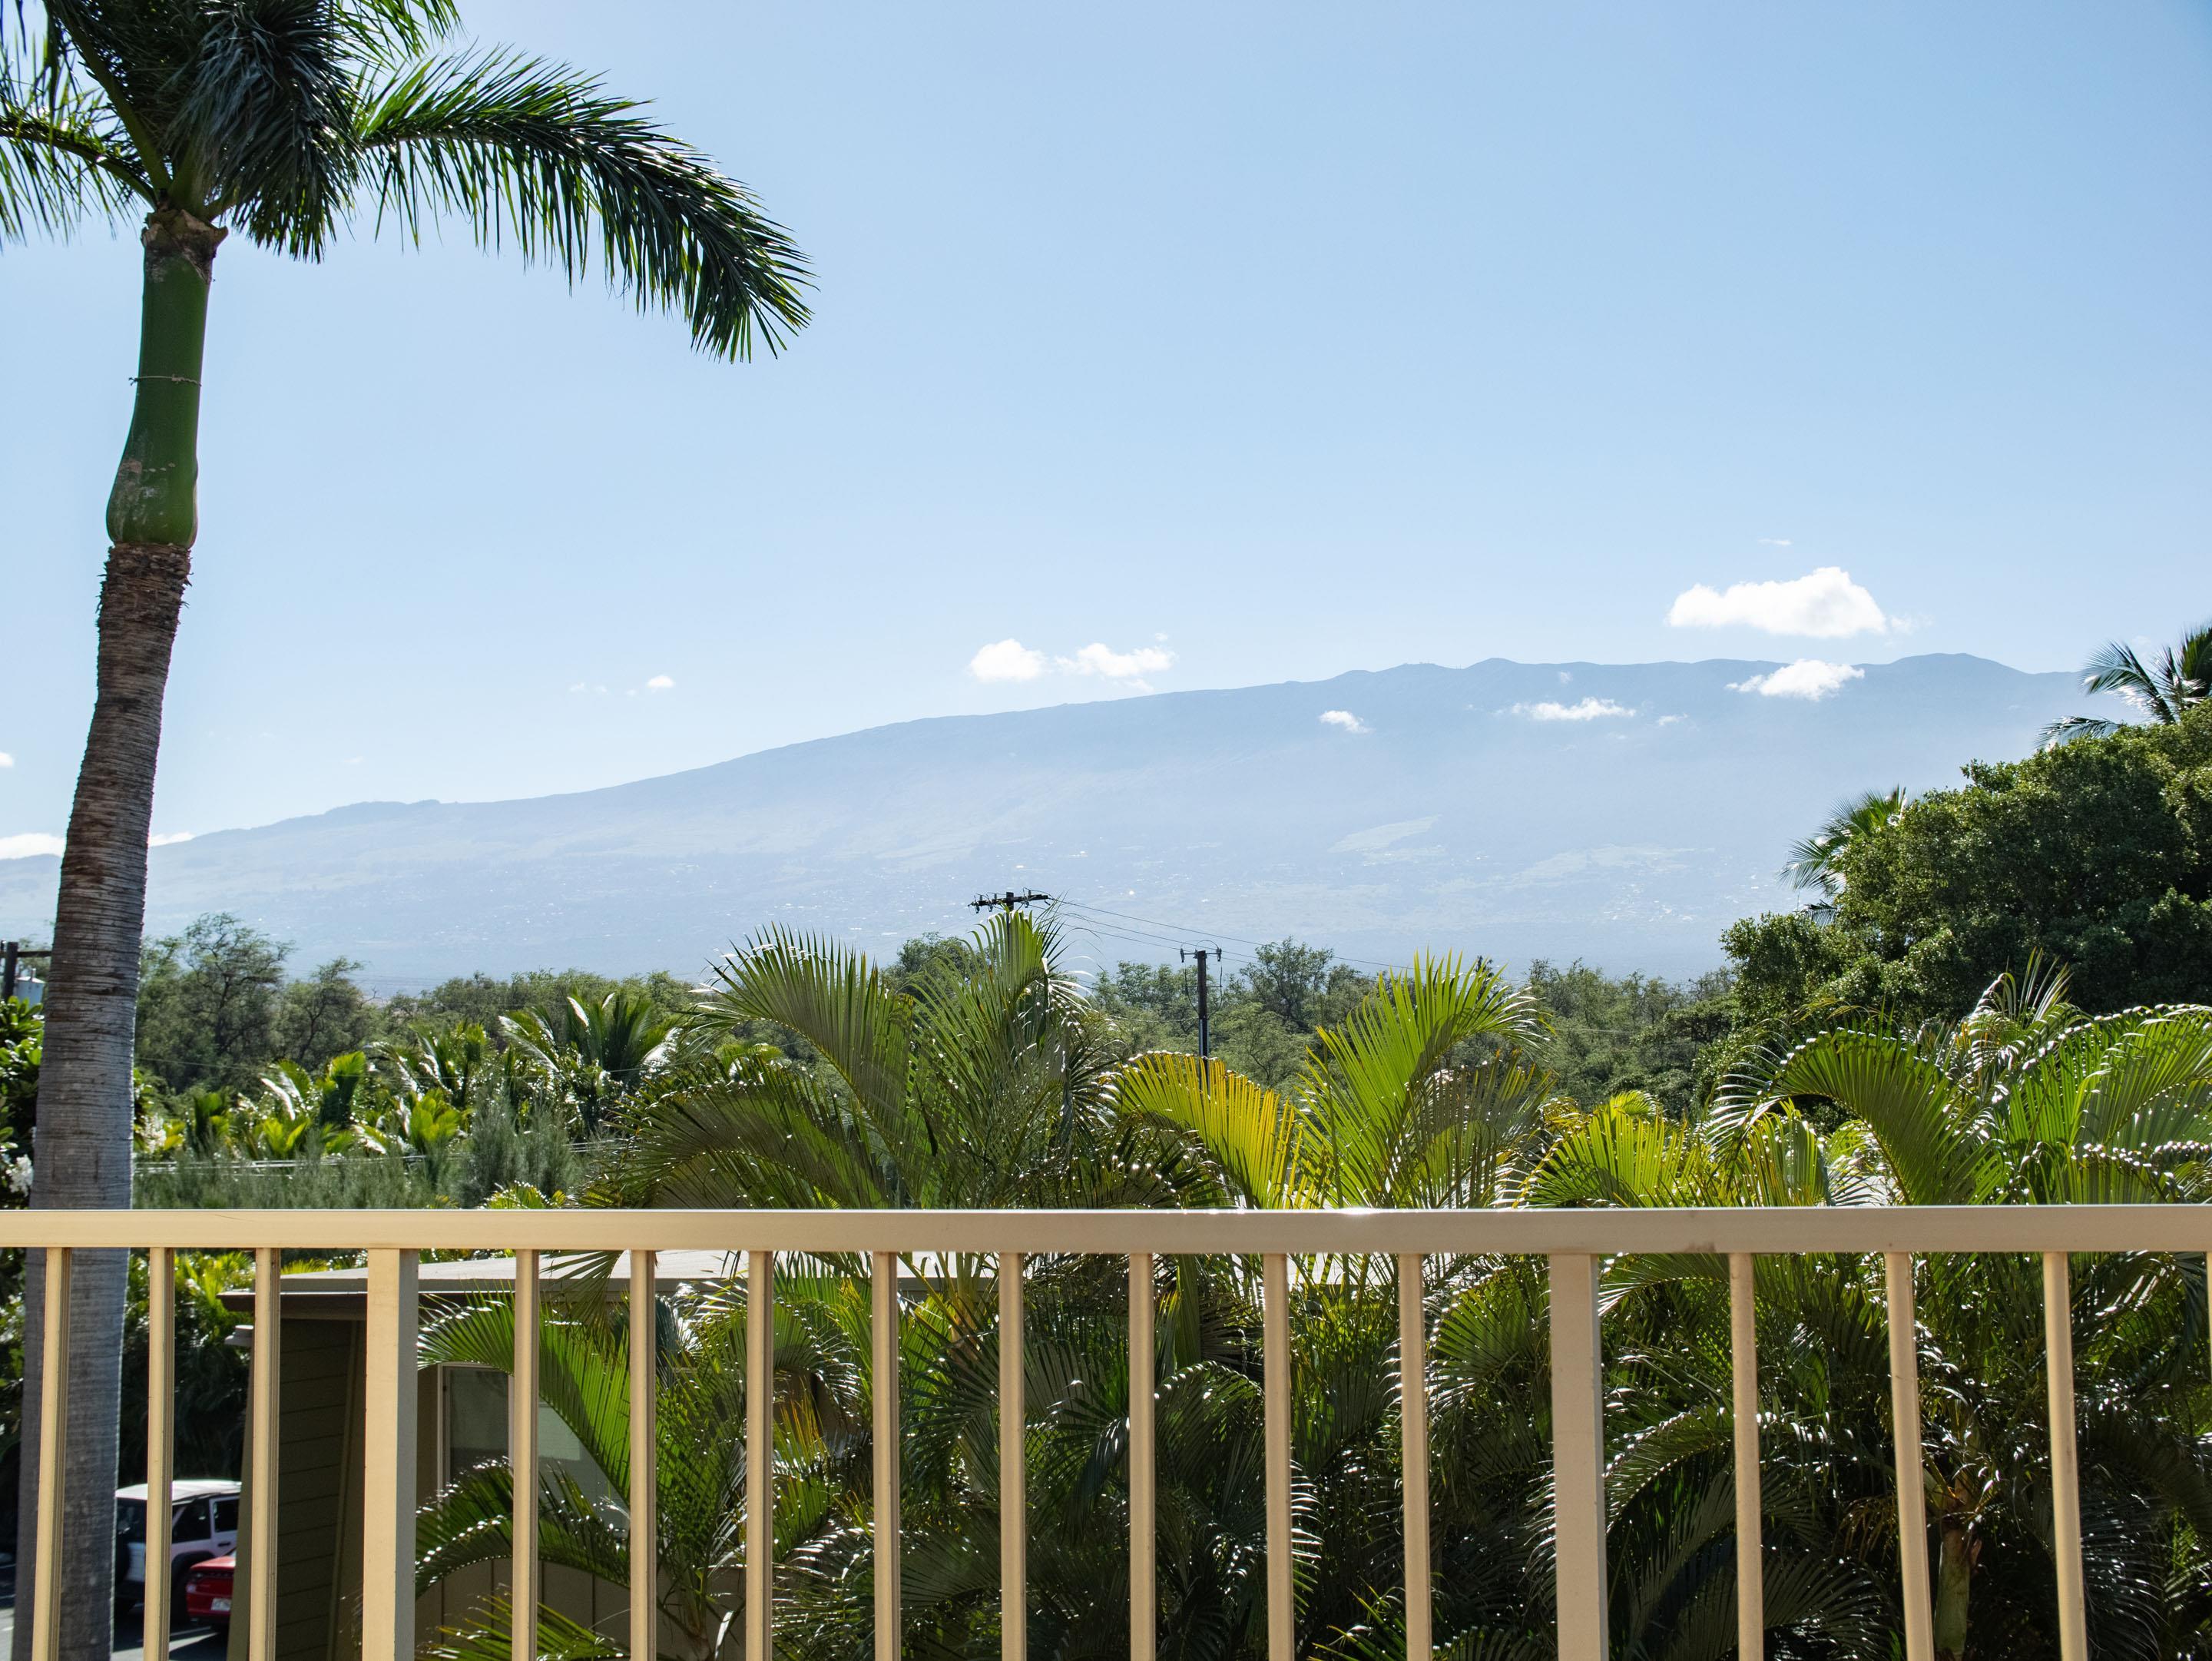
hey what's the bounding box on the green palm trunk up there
[14,204,217,1661]
[6,11,807,1653]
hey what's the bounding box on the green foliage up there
[2041,618,2212,746]
[1088,938,1376,1089]
[1730,705,2212,1023]
[2,2,810,357]
[135,912,290,1094]
[1520,959,1734,1111]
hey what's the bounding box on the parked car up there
[183,1555,234,1636]
[114,1480,240,1616]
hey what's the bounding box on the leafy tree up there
[386,969,700,1035]
[1241,939,1370,1031]
[2041,619,2212,746]
[273,956,379,1069]
[1522,958,1734,1111]
[1088,939,1377,1089]
[134,912,290,1093]
[4,4,807,1635]
[1729,705,2212,1023]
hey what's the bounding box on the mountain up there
[0,655,2092,985]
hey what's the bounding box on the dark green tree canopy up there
[1730,703,2212,1020]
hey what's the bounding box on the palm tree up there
[2040,621,2212,746]
[1781,786,1909,913]
[2,6,809,1649]
[1699,960,2212,1655]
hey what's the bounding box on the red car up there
[183,1555,233,1635]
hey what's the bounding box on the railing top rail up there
[0,1205,2207,1255]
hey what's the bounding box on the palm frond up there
[1780,786,1907,898]
[174,0,355,252]
[1111,1051,1305,1207]
[0,45,147,237]
[356,48,810,358]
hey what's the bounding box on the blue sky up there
[4,0,2208,852]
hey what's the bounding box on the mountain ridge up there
[0,653,2094,985]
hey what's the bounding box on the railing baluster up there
[1729,1252,1761,1658]
[1129,1252,1157,1661]
[512,1249,541,1661]
[29,1246,71,1661]
[1002,1251,1027,1661]
[631,1250,658,1661]
[1548,1252,1608,1661]
[1263,1252,1292,1661]
[147,1248,177,1661]
[249,1245,282,1661]
[2043,1252,2088,1661]
[363,1249,420,1661]
[1397,1253,1431,1661]
[873,1251,902,1661]
[1884,1252,1935,1661]
[748,1248,775,1661]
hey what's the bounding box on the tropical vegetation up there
[2041,621,2211,746]
[4,667,2211,1655]
[2,2,810,1638]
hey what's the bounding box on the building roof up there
[220,1249,744,1318]
[118,1479,239,1501]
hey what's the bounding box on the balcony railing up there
[5,1205,2187,1661]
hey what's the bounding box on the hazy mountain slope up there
[0,655,2091,983]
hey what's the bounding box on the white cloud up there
[1667,565,1891,638]
[1655,713,1686,726]
[1320,709,1369,734]
[1758,537,1793,548]
[1511,698,1637,722]
[970,638,1177,692]
[969,638,1049,682]
[0,752,12,768]
[646,675,675,692]
[1061,642,1174,680]
[0,834,63,860]
[1730,659,1865,700]
[148,831,194,847]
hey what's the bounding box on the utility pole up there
[971,890,1053,917]
[1181,946,1220,1059]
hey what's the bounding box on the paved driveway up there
[0,1566,230,1661]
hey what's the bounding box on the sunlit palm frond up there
[422,1595,621,1661]
[2044,622,2212,744]
[355,47,810,358]
[1111,1050,1306,1207]
[1300,953,1541,1205]
[1780,786,1908,902]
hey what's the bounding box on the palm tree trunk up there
[1932,1518,1975,1660]
[12,204,217,1661]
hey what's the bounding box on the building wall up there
[239,1311,628,1660]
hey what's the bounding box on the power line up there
[972,890,1054,916]
[1056,898,1403,975]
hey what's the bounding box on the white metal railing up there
[5,1205,2187,1661]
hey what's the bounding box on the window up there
[446,1368,510,1484]
[441,1368,611,1501]
[173,1500,207,1542]
[212,1495,238,1534]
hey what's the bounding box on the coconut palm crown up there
[2,8,808,1655]
[2040,620,2212,747]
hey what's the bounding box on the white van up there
[114,1480,240,1610]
